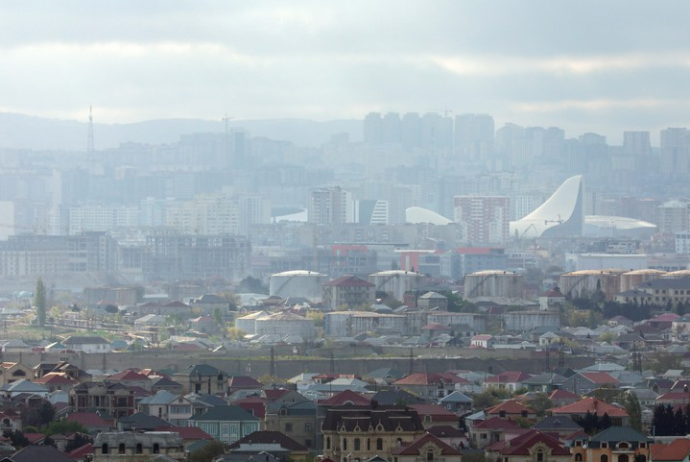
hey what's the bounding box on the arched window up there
[576,454,583,461]
[326,437,331,450]
[397,438,402,447]
[354,439,361,451]
[102,444,109,454]
[153,443,160,454]
[377,438,383,451]
[118,443,125,454]
[601,455,609,462]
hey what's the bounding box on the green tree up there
[35,278,47,327]
[624,391,643,432]
[189,440,226,462]
[25,401,55,427]
[213,307,224,326]
[527,393,553,417]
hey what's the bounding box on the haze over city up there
[2,3,690,462]
[2,1,690,142]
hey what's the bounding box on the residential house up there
[92,431,186,461]
[408,404,460,429]
[549,398,629,427]
[321,405,426,462]
[390,433,462,462]
[393,373,470,400]
[438,391,473,413]
[322,276,376,311]
[571,426,650,462]
[532,415,583,437]
[561,372,619,396]
[33,373,78,393]
[62,336,112,353]
[522,373,567,393]
[486,429,570,462]
[470,334,494,349]
[0,362,33,387]
[483,372,532,392]
[107,369,153,391]
[468,416,520,448]
[226,430,309,461]
[69,382,136,418]
[138,390,193,426]
[188,405,260,444]
[173,364,227,395]
[485,400,537,420]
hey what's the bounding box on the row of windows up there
[326,437,386,451]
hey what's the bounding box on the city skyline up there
[2,1,690,143]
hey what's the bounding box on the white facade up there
[68,205,139,235]
[269,270,326,301]
[254,312,316,340]
[324,311,407,337]
[165,193,239,235]
[503,311,561,331]
[235,310,270,335]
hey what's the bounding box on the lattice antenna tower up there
[87,106,95,159]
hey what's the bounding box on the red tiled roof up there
[579,372,618,385]
[155,426,213,440]
[33,373,77,385]
[549,397,628,417]
[235,397,266,419]
[390,433,460,456]
[67,443,93,459]
[474,417,521,430]
[66,412,111,428]
[409,404,458,421]
[23,433,46,444]
[318,389,371,406]
[486,400,536,415]
[108,370,150,381]
[263,389,292,401]
[548,389,580,400]
[652,440,690,462]
[394,373,466,386]
[499,429,570,456]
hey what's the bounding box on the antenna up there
[87,106,95,156]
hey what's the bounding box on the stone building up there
[92,431,186,461]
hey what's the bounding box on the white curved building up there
[510,175,584,239]
[584,215,657,237]
[405,207,453,225]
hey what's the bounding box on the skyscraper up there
[454,114,495,161]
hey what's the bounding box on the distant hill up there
[0,112,362,150]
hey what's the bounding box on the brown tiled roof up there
[155,426,213,440]
[322,405,424,433]
[390,433,460,456]
[499,429,570,456]
[473,417,521,430]
[227,430,308,452]
[652,440,690,462]
[486,400,536,415]
[549,397,628,417]
[318,389,371,406]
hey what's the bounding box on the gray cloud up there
[1,1,690,142]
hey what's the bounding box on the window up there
[367,439,371,451]
[305,423,313,432]
[601,455,609,462]
[118,443,125,454]
[377,439,383,451]
[354,438,361,451]
[326,437,331,450]
[427,449,434,462]
[537,449,544,462]
[153,443,160,454]
[136,444,143,454]
[305,439,312,448]
[576,454,583,462]
[343,438,348,451]
[102,444,109,454]
[285,423,293,432]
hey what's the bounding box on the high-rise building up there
[660,128,689,175]
[363,113,383,144]
[454,196,510,245]
[455,114,495,161]
[308,186,353,225]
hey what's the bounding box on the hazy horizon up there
[2,1,690,144]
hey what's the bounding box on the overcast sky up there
[1,1,690,143]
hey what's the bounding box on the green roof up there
[190,405,259,422]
